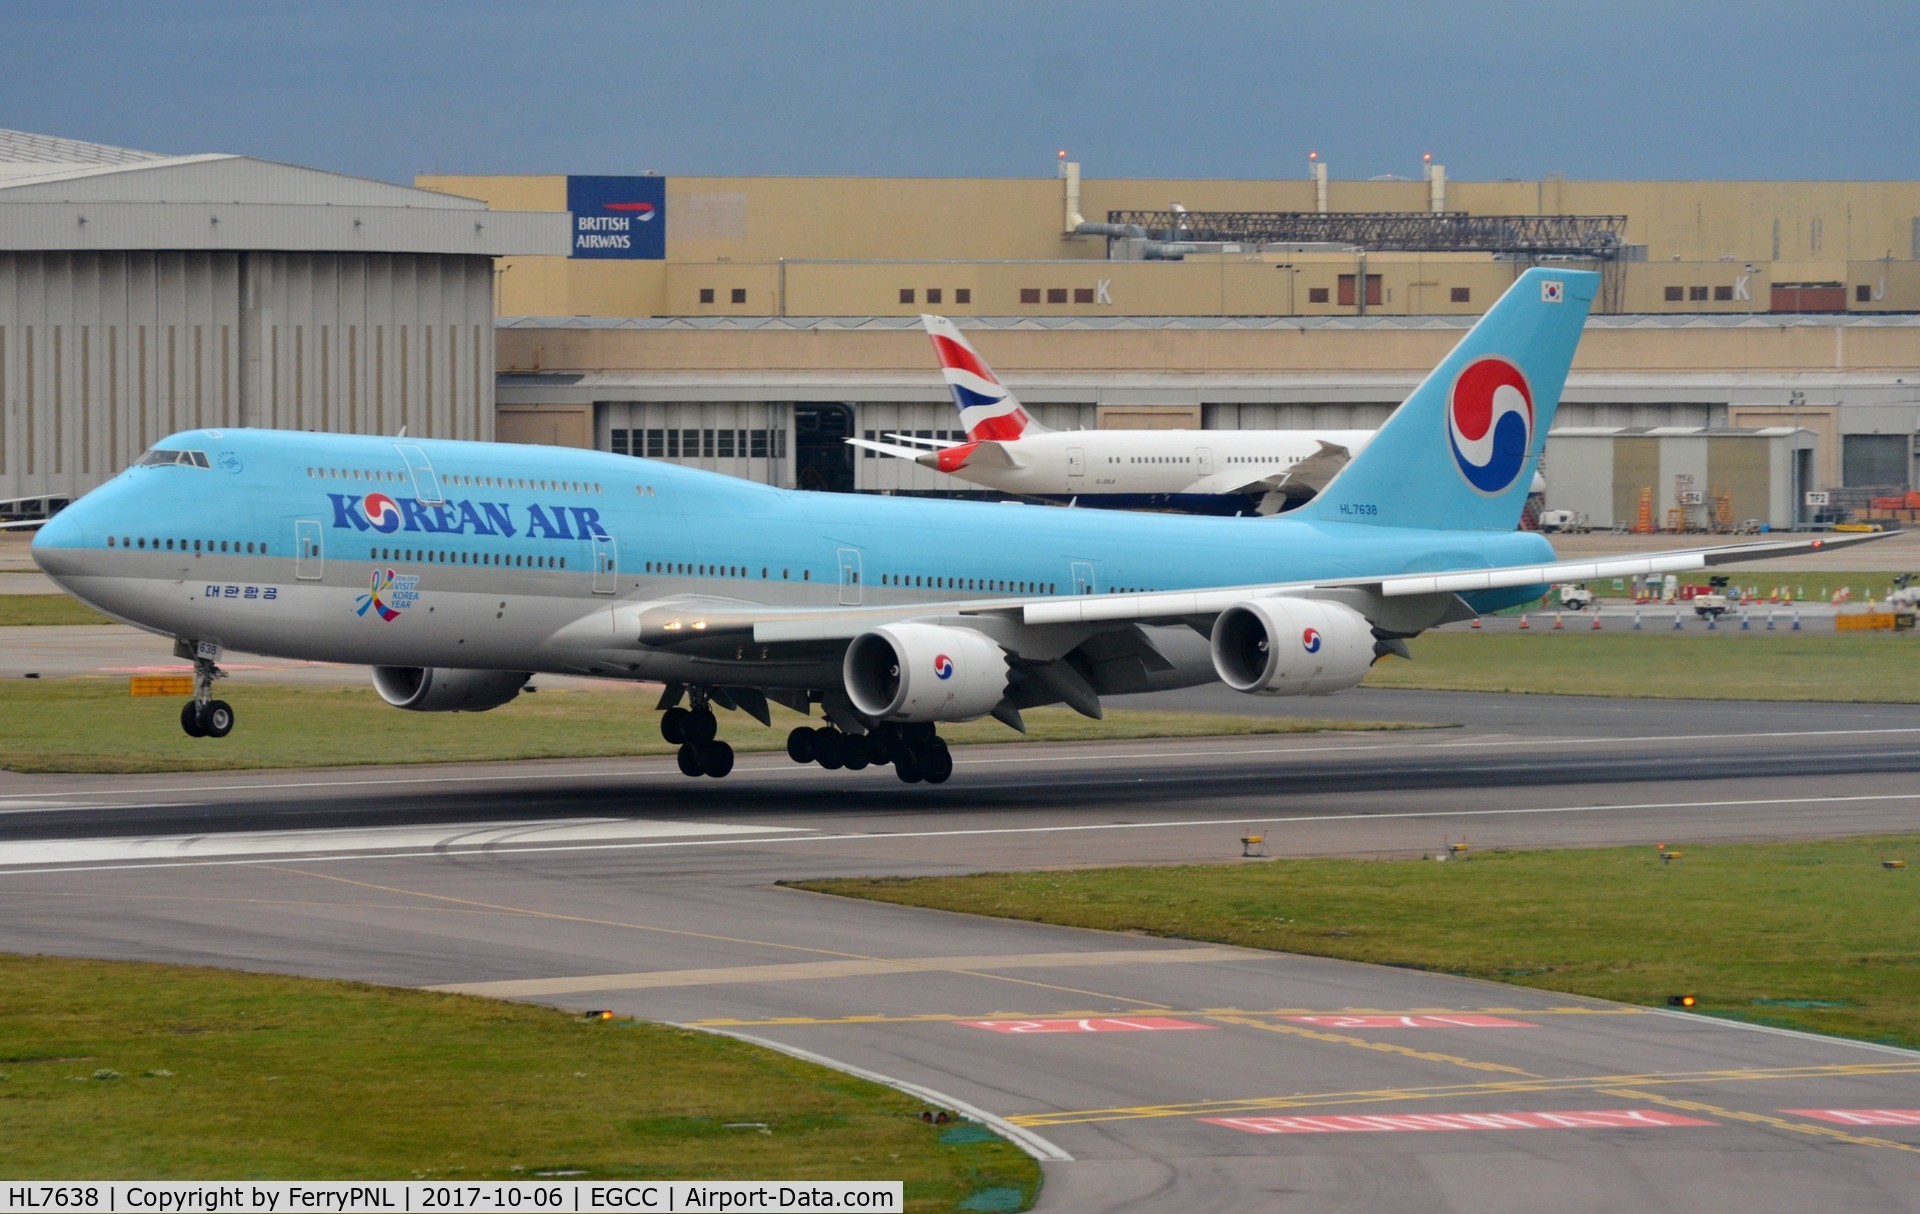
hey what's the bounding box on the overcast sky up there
[3,1,1913,185]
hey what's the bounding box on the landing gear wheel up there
[703,741,735,778]
[864,731,894,766]
[180,701,207,739]
[842,747,869,772]
[919,738,953,784]
[684,708,718,746]
[894,753,923,784]
[813,728,844,770]
[785,727,815,764]
[660,706,690,745]
[676,744,704,778]
[200,700,235,739]
[904,722,936,746]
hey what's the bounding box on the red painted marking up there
[934,441,980,473]
[603,202,655,213]
[1786,1109,1920,1127]
[958,1017,1216,1034]
[1285,1014,1539,1029]
[1205,1109,1715,1135]
[929,333,995,383]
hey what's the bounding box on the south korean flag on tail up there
[1540,279,1565,303]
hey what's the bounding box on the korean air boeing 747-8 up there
[31,270,1864,783]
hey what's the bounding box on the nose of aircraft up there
[30,497,92,583]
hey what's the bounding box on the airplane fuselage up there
[34,428,1551,692]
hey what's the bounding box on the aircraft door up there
[396,444,445,505]
[1197,446,1214,475]
[295,520,324,581]
[838,547,863,606]
[1071,560,1096,595]
[1067,446,1086,479]
[592,534,617,595]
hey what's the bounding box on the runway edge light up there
[585,1009,614,1021]
[1667,994,1698,1009]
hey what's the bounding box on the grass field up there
[0,954,1038,1207]
[1368,631,1919,701]
[0,678,1418,774]
[0,595,114,626]
[799,835,1920,1049]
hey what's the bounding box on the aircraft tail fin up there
[922,315,1051,440]
[1289,268,1596,531]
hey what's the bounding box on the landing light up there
[585,1010,615,1021]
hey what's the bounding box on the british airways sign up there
[567,175,666,259]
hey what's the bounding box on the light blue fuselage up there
[33,428,1552,686]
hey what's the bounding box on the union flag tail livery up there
[1292,268,1596,532]
[923,315,1052,441]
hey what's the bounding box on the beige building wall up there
[422,170,1920,319]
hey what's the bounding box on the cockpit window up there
[136,448,210,469]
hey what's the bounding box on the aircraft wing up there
[846,437,1025,473]
[1215,440,1355,499]
[845,436,939,462]
[707,531,1886,645]
[0,520,46,530]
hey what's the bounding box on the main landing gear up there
[177,649,235,740]
[785,721,952,784]
[660,692,734,779]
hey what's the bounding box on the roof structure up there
[0,127,568,257]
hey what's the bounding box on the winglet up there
[922,315,1051,440]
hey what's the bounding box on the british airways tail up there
[922,315,1052,440]
[1291,268,1596,532]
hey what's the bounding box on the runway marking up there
[685,1005,1647,1028]
[426,947,1254,998]
[1203,1108,1715,1134]
[11,790,1920,876]
[1602,1088,1920,1155]
[957,1017,1215,1034]
[1208,1013,1541,1078]
[6,723,1920,805]
[1285,1014,1538,1029]
[1008,1061,1920,1128]
[0,817,806,867]
[1787,1108,1920,1127]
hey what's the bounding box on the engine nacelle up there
[844,623,1009,723]
[371,666,531,713]
[1210,597,1375,696]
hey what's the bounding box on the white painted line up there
[678,1024,1073,1163]
[1646,1007,1920,1062]
[0,818,807,867]
[5,725,1920,805]
[6,790,1920,876]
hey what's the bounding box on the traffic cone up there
[1633,611,1643,630]
[1590,614,1602,630]
[1766,611,1776,630]
[1471,617,1482,629]
[1673,612,1684,630]
[1553,613,1565,630]
[1791,610,1802,631]
[1707,614,1718,631]
[1519,614,1530,630]
[1739,612,1751,631]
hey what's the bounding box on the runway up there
[5,689,1920,1212]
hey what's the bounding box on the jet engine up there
[844,623,1009,723]
[372,666,532,713]
[1209,597,1375,696]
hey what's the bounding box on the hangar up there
[0,128,569,514]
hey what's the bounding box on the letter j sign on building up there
[566,176,666,259]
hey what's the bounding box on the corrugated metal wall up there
[1,251,494,505]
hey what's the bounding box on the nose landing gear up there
[177,645,234,739]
